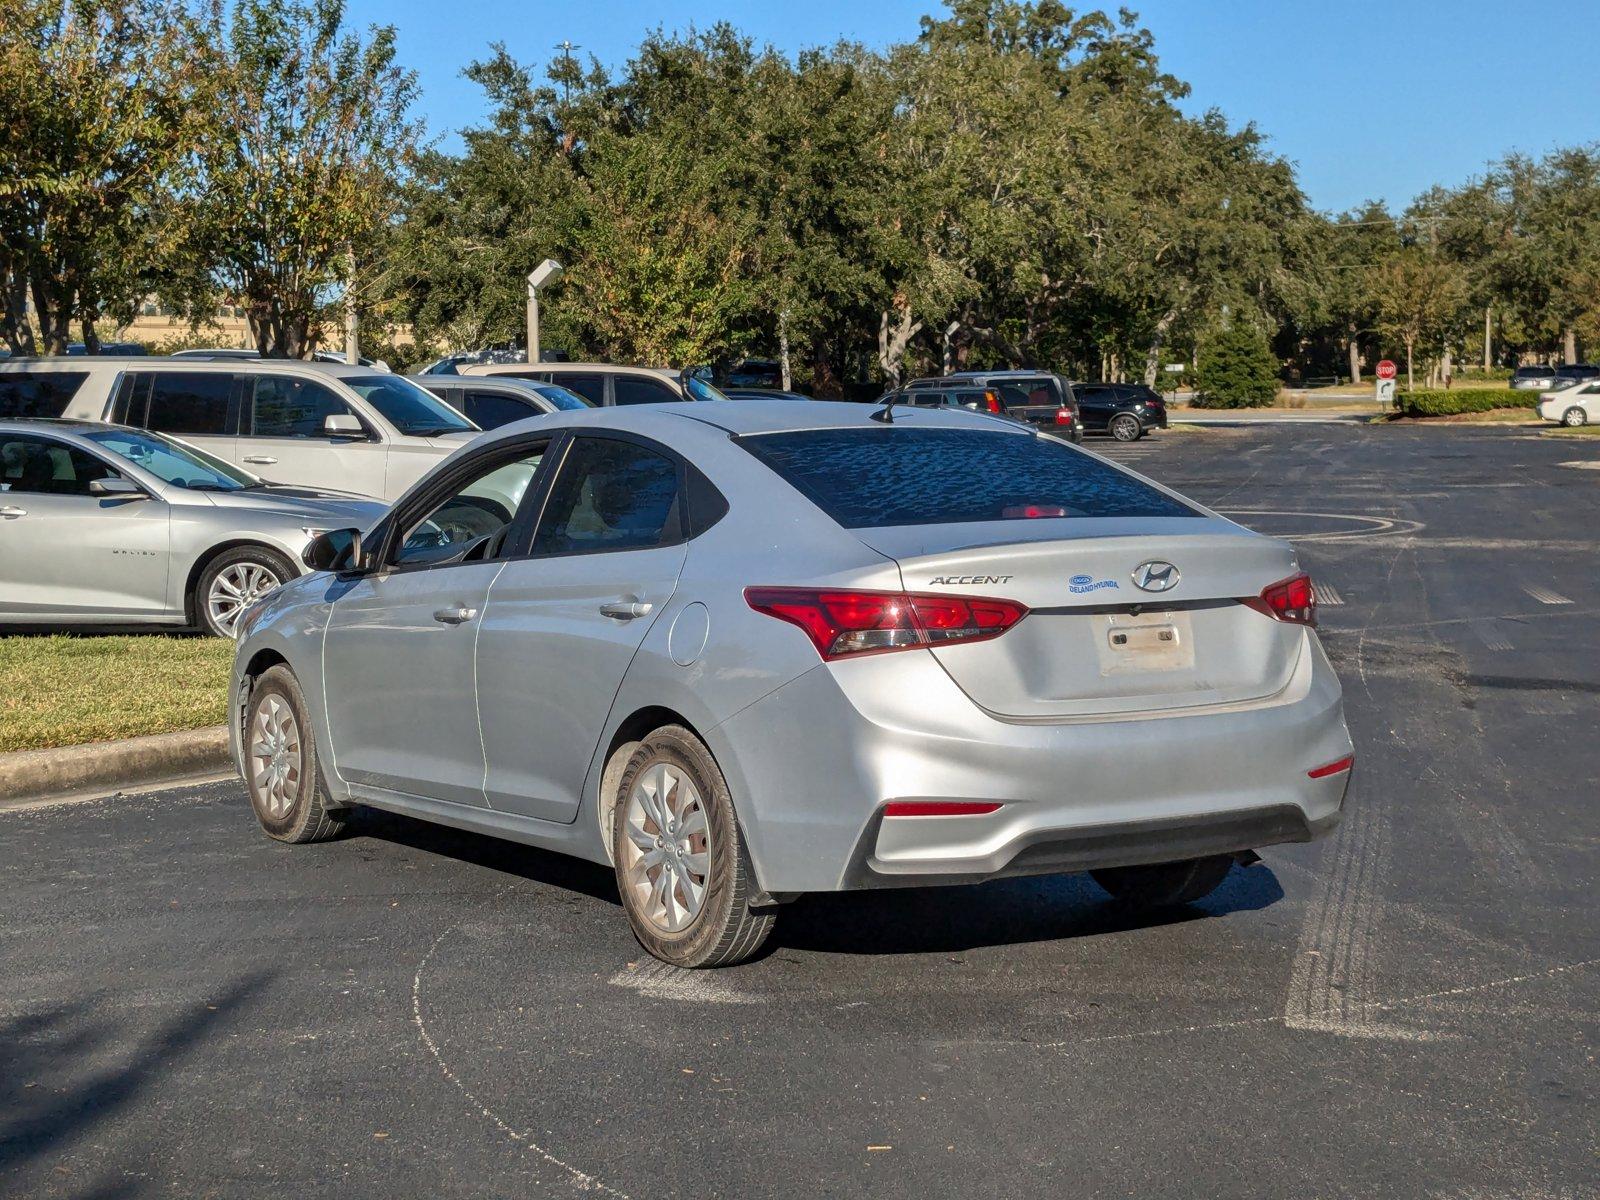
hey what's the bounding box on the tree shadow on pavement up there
[769,862,1284,957]
[0,970,272,1178]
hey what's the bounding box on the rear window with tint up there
[0,372,90,419]
[741,428,1198,528]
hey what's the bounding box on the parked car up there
[232,400,1352,968]
[462,361,729,405]
[0,357,480,500]
[65,342,148,356]
[1536,379,1600,426]
[721,359,784,389]
[908,370,1080,433]
[171,347,391,371]
[0,419,383,636]
[884,381,1082,442]
[1510,365,1560,390]
[1071,382,1169,441]
[1551,363,1600,389]
[414,375,592,430]
[721,387,816,402]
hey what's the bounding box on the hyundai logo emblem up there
[1132,560,1180,593]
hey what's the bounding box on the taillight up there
[883,801,1003,817]
[1308,754,1354,779]
[983,390,1003,414]
[1054,408,1074,425]
[744,587,1028,660]
[1243,571,1316,626]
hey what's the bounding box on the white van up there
[0,358,480,500]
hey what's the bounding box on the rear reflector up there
[883,801,1003,817]
[1243,571,1317,626]
[745,587,1028,660]
[1307,754,1354,779]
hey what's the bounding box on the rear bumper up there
[709,632,1352,893]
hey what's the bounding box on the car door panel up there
[244,375,389,497]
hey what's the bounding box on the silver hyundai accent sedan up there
[231,401,1353,967]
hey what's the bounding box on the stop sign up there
[1376,360,1397,380]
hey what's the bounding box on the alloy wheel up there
[249,694,302,819]
[620,761,711,934]
[208,561,281,637]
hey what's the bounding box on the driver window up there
[0,434,115,496]
[395,447,546,568]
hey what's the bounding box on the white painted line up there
[1469,619,1513,651]
[1315,583,1345,606]
[1523,585,1573,605]
[608,959,763,1004]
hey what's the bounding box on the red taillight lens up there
[745,587,1028,660]
[1054,408,1074,425]
[1243,571,1317,626]
[1308,754,1354,779]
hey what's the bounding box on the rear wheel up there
[1562,406,1587,427]
[1091,855,1233,907]
[1110,413,1143,442]
[198,546,295,638]
[612,725,774,968]
[243,665,345,844]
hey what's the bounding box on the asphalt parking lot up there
[4,424,1597,1199]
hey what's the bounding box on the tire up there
[197,545,296,638]
[1562,406,1587,427]
[1110,413,1143,442]
[1090,854,1234,907]
[612,725,775,968]
[242,664,345,844]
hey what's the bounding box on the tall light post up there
[526,258,563,363]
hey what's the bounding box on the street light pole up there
[526,258,563,363]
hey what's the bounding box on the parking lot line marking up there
[1469,619,1514,651]
[1523,585,1573,605]
[608,959,764,1004]
[1315,583,1345,606]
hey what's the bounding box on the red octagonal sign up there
[1376,360,1397,380]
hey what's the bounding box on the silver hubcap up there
[1114,417,1137,440]
[249,695,301,819]
[207,561,281,637]
[620,761,710,934]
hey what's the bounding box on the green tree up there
[1194,321,1279,408]
[1374,247,1470,390]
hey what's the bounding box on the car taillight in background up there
[745,587,1028,660]
[1242,571,1316,626]
[982,389,1004,414]
[1054,408,1075,425]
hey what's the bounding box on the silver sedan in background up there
[0,420,385,636]
[231,401,1352,967]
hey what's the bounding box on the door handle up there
[243,455,278,465]
[599,599,653,620]
[0,505,25,519]
[432,606,478,625]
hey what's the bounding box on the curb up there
[0,725,233,806]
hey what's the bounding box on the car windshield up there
[684,374,729,402]
[82,427,259,491]
[344,374,478,436]
[742,427,1198,528]
[534,384,593,411]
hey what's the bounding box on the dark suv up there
[903,371,1081,441]
[1070,382,1168,441]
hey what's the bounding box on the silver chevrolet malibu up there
[0,420,385,636]
[231,401,1353,967]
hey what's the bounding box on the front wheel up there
[1091,855,1233,907]
[243,665,345,844]
[1110,413,1143,442]
[198,546,295,637]
[612,725,775,968]
[1562,406,1588,427]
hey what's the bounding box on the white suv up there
[0,358,481,500]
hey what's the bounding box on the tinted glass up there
[743,428,1197,528]
[251,376,352,437]
[612,375,680,406]
[552,373,606,405]
[0,372,90,419]
[145,372,234,435]
[1076,385,1110,401]
[345,374,475,435]
[82,428,256,491]
[534,437,681,555]
[1513,367,1547,378]
[465,390,538,429]
[683,374,728,402]
[397,449,546,567]
[0,435,116,496]
[533,383,591,411]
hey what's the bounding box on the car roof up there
[0,355,380,378]
[0,417,134,436]
[466,362,678,382]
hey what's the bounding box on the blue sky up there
[347,0,1600,214]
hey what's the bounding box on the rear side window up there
[144,372,235,435]
[611,375,680,406]
[0,372,90,419]
[741,428,1198,528]
[552,374,606,405]
[465,390,536,429]
[533,437,682,555]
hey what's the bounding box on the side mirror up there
[324,413,366,438]
[302,528,367,573]
[90,477,145,499]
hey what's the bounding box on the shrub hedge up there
[1396,388,1536,416]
